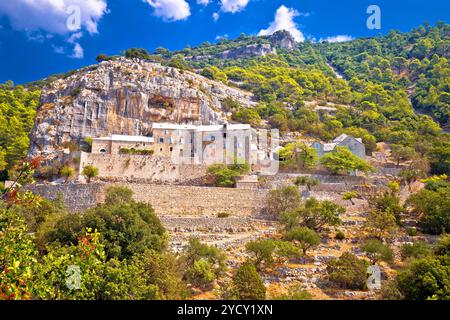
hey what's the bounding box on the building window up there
[160,148,163,152]
[211,136,216,142]
[99,148,107,153]
[223,133,227,138]
[170,147,173,152]
[159,137,164,143]
[164,129,168,134]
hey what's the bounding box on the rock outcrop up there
[29,58,255,159]
[220,43,276,59]
[190,30,298,61]
[268,30,298,50]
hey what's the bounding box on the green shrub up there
[124,48,151,60]
[82,165,99,183]
[326,253,369,290]
[69,88,81,98]
[41,193,167,260]
[265,186,302,216]
[207,163,249,188]
[217,212,230,218]
[335,230,346,240]
[361,239,394,264]
[232,107,262,127]
[406,180,450,234]
[60,165,74,183]
[321,146,375,175]
[434,234,450,256]
[246,239,276,269]
[296,197,344,232]
[380,280,404,300]
[273,241,303,261]
[400,241,432,260]
[231,263,266,300]
[182,238,227,287]
[395,256,450,300]
[407,227,417,236]
[185,259,216,287]
[284,227,320,255]
[272,284,312,300]
[104,186,134,205]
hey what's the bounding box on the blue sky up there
[0,0,449,84]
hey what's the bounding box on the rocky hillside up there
[189,30,298,61]
[28,58,255,159]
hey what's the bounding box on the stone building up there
[152,122,253,165]
[92,135,155,154]
[311,134,366,158]
[91,122,256,165]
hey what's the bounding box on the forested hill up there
[318,22,449,126]
[0,23,449,176]
[144,23,449,175]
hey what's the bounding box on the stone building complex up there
[92,122,255,165]
[311,134,366,158]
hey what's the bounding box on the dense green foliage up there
[41,187,167,260]
[319,22,450,126]
[406,176,450,234]
[150,25,448,151]
[395,256,450,300]
[0,84,40,173]
[0,173,190,300]
[384,233,450,300]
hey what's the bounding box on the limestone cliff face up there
[29,58,254,159]
[219,43,277,59]
[268,30,298,50]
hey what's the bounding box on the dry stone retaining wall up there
[27,182,268,216]
[79,152,207,184]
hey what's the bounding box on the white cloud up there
[213,12,220,22]
[258,5,304,42]
[215,34,228,41]
[321,35,353,43]
[67,31,83,44]
[0,0,107,35]
[0,0,107,59]
[144,0,190,21]
[52,45,65,54]
[71,42,84,59]
[220,0,249,13]
[197,0,211,5]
